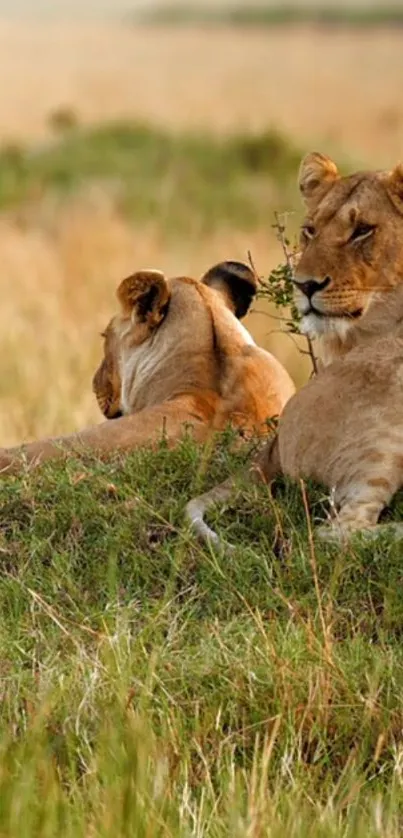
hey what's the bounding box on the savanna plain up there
[1,15,403,836]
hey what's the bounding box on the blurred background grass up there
[0,1,402,444]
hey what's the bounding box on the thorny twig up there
[249,212,318,376]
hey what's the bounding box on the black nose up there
[293,275,331,300]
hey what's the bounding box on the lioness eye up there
[302,224,315,239]
[350,223,375,242]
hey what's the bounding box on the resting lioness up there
[0,260,295,474]
[186,154,403,544]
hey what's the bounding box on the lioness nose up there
[293,275,331,299]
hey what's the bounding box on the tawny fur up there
[186,154,403,544]
[0,261,295,474]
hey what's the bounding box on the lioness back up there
[0,260,295,474]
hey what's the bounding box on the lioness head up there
[294,152,403,343]
[92,261,257,418]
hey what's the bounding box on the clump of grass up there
[1,430,403,835]
[0,121,301,233]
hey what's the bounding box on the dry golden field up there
[1,22,403,155]
[0,20,402,446]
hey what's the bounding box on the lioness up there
[0,260,295,474]
[186,154,403,544]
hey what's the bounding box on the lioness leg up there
[185,478,237,546]
[185,437,281,548]
[317,470,402,543]
[0,400,213,475]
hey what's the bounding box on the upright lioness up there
[186,154,403,544]
[0,260,295,474]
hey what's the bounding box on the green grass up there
[1,429,403,835]
[0,121,301,235]
[140,4,403,28]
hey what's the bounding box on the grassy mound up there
[1,431,403,835]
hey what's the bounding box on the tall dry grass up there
[0,22,402,161]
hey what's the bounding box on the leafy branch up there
[248,211,318,375]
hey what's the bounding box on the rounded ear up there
[201,260,257,318]
[117,270,170,327]
[298,152,339,209]
[386,163,403,214]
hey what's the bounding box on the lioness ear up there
[386,163,403,213]
[201,260,257,318]
[298,152,339,209]
[117,270,170,326]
